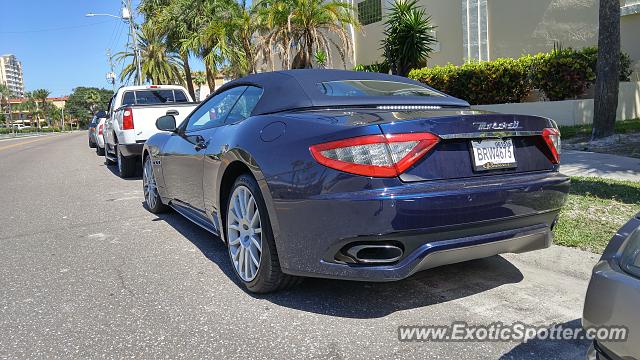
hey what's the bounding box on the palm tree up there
[116,24,184,85]
[191,70,207,100]
[0,84,14,130]
[254,0,294,70]
[19,92,38,129]
[381,0,436,77]
[592,0,621,139]
[285,0,359,69]
[141,0,197,99]
[32,89,51,128]
[84,89,101,114]
[192,71,207,87]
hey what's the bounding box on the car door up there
[161,86,247,214]
[203,86,264,227]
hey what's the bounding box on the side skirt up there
[170,201,219,237]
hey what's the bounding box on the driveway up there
[0,132,599,359]
[561,150,640,181]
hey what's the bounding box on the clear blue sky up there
[0,0,204,97]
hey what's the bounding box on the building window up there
[357,0,382,26]
[462,0,489,62]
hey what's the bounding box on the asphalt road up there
[0,132,600,359]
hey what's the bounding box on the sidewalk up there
[0,132,56,141]
[560,150,640,181]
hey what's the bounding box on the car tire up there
[143,156,168,213]
[226,174,302,293]
[96,145,105,156]
[89,139,96,148]
[117,145,137,178]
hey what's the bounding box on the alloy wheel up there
[143,158,158,209]
[227,185,263,282]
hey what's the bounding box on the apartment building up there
[0,54,25,98]
[352,0,640,73]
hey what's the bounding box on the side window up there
[174,90,188,102]
[225,86,263,123]
[122,92,135,106]
[107,96,114,113]
[184,86,246,132]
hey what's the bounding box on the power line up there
[0,19,117,34]
[107,21,125,52]
[106,18,121,50]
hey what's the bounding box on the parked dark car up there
[87,111,107,149]
[142,69,569,293]
[583,213,640,359]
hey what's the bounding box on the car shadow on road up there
[500,319,590,360]
[153,210,525,319]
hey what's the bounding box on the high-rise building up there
[0,54,25,98]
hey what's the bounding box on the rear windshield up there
[121,89,189,106]
[317,80,444,97]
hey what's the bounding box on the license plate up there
[470,139,517,171]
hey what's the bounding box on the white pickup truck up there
[104,85,198,178]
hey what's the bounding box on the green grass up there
[559,118,640,139]
[554,176,640,253]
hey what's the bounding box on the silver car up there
[583,212,640,359]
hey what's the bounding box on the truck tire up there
[117,146,137,178]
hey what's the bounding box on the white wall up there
[474,82,640,126]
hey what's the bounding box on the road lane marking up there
[0,136,56,151]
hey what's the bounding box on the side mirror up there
[156,115,177,132]
[95,110,108,118]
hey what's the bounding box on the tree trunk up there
[592,0,621,140]
[182,53,196,100]
[205,64,216,93]
[243,38,255,74]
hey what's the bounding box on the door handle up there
[194,139,209,151]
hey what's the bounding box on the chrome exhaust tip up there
[346,244,403,264]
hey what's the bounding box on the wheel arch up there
[142,143,169,201]
[216,149,279,246]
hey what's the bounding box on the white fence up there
[474,82,640,126]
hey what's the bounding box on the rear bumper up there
[268,171,569,281]
[285,223,553,281]
[96,134,105,148]
[118,142,144,157]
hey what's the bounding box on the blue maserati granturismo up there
[142,69,569,293]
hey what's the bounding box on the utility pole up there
[61,106,64,132]
[106,48,116,92]
[123,0,143,85]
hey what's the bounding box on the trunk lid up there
[295,108,559,182]
[376,111,558,182]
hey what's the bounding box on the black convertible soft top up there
[215,69,470,115]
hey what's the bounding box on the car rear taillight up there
[98,124,104,136]
[122,108,134,130]
[310,133,440,177]
[542,128,561,164]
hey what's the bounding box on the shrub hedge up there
[353,62,391,73]
[0,127,71,135]
[406,47,633,105]
[408,58,531,104]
